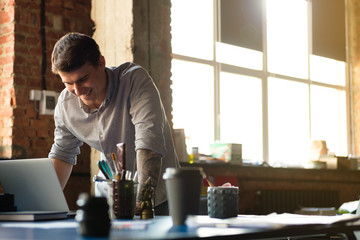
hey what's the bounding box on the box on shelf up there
[319,156,358,170]
[210,143,242,162]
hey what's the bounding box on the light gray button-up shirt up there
[49,62,179,205]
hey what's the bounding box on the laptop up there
[0,158,69,215]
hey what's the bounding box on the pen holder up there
[207,186,239,219]
[108,180,137,219]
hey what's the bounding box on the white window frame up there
[171,0,351,163]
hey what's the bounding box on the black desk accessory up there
[0,194,17,212]
[75,193,111,237]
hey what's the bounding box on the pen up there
[125,170,131,180]
[105,158,116,178]
[101,160,113,179]
[92,175,108,182]
[97,161,110,180]
[133,171,138,182]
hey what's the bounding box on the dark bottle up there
[75,193,111,237]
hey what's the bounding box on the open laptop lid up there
[0,158,69,212]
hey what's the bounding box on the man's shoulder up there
[108,62,146,77]
[58,88,75,100]
[57,89,78,108]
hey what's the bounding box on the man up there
[48,32,179,215]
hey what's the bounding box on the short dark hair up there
[51,32,101,73]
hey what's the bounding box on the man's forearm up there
[136,149,162,202]
[51,158,73,190]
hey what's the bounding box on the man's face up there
[58,56,107,109]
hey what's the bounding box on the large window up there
[171,0,349,167]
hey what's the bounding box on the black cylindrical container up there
[75,193,111,237]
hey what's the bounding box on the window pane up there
[310,86,347,156]
[171,0,213,60]
[170,0,350,167]
[268,77,310,167]
[266,0,308,79]
[310,55,346,86]
[216,42,263,70]
[171,59,214,154]
[219,72,263,162]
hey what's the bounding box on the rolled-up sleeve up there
[48,95,83,165]
[127,67,166,157]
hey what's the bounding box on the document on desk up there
[0,219,152,230]
[186,213,360,229]
[0,211,68,221]
[0,221,77,229]
[112,220,152,230]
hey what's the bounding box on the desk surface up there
[1,215,360,240]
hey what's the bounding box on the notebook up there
[0,158,69,220]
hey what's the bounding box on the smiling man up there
[48,32,179,215]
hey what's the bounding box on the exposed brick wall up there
[0,0,95,209]
[12,0,94,159]
[0,0,15,158]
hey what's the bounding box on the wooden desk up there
[181,162,360,214]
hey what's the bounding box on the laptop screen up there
[0,158,69,212]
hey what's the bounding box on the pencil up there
[111,152,120,173]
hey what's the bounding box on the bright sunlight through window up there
[171,0,348,166]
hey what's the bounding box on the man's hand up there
[51,158,73,190]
